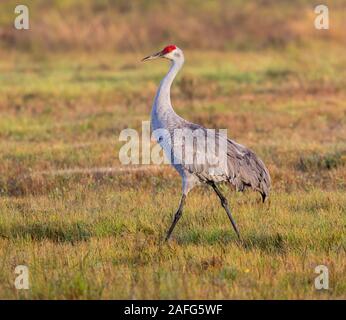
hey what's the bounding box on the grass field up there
[0,44,345,299]
[0,1,345,299]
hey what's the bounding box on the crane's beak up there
[141,51,163,62]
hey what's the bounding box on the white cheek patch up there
[165,52,174,59]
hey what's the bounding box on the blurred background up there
[0,0,345,192]
[0,0,345,53]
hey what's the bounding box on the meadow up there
[0,0,345,299]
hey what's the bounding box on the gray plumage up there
[143,45,271,241]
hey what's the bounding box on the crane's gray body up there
[150,50,271,201]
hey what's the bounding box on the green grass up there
[0,42,345,299]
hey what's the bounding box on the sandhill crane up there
[142,45,271,241]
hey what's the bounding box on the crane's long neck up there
[152,59,183,120]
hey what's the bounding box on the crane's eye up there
[174,52,181,58]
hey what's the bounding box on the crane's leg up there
[165,194,186,241]
[210,182,242,241]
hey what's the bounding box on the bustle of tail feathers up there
[258,165,271,202]
[226,139,271,202]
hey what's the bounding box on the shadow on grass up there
[176,229,234,245]
[0,222,93,243]
[242,233,287,254]
[176,229,287,253]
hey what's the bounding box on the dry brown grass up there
[1,0,346,53]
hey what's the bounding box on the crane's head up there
[142,45,183,62]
